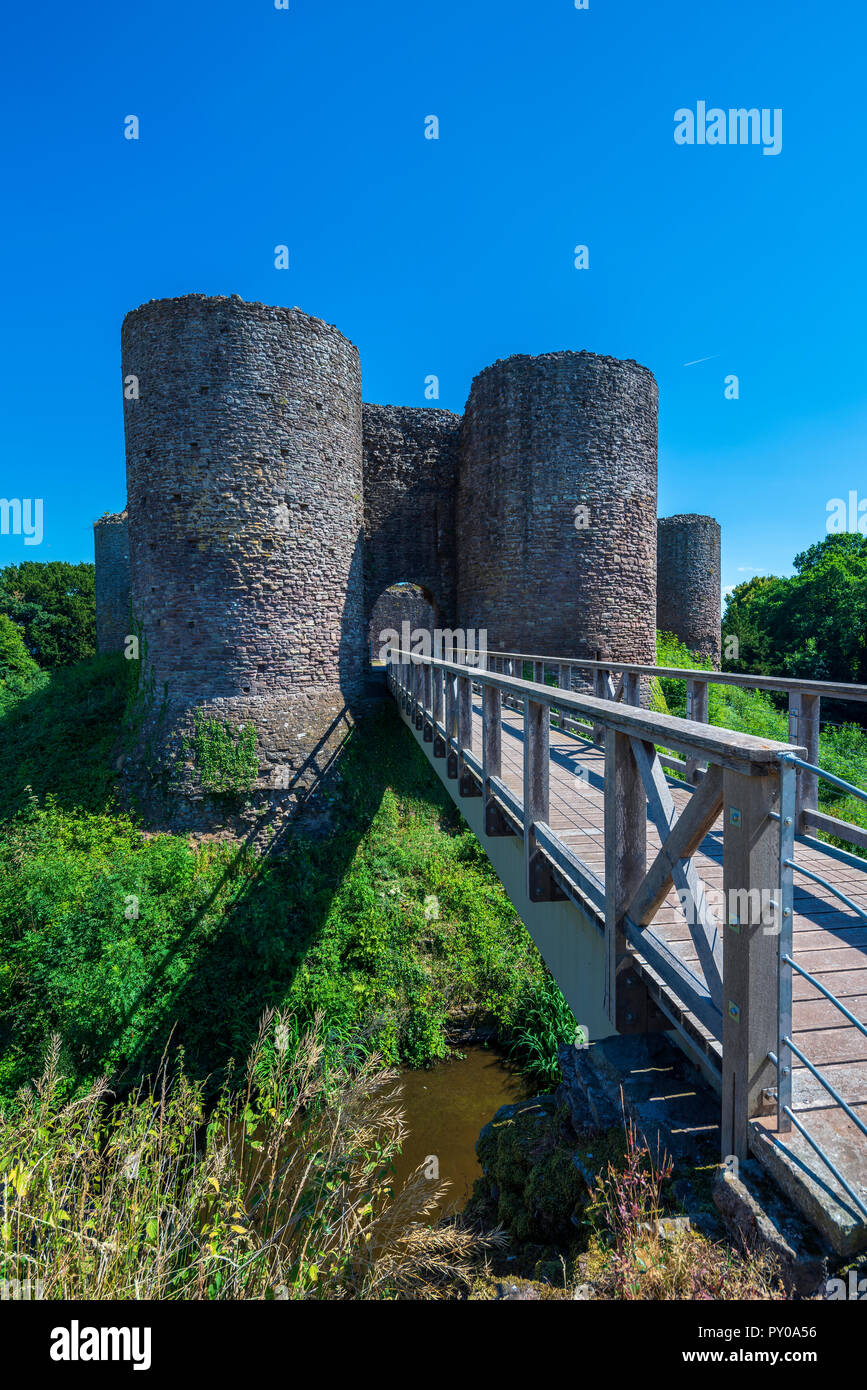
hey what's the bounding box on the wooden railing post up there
[604,730,649,1031]
[524,697,559,900]
[413,657,424,729]
[624,671,641,707]
[432,661,445,757]
[458,674,480,796]
[483,680,513,836]
[720,763,780,1163]
[422,662,433,741]
[788,692,819,832]
[685,677,709,783]
[533,660,544,685]
[445,671,458,778]
[593,667,610,745]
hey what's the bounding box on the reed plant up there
[0,1011,492,1300]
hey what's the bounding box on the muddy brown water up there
[390,1045,531,1220]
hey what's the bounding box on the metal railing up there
[435,645,867,857]
[771,751,867,1219]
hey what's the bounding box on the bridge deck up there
[462,692,867,1221]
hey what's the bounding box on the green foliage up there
[0,1019,486,1300]
[0,660,562,1103]
[654,630,867,852]
[0,613,38,680]
[506,974,577,1088]
[0,613,45,715]
[721,534,867,682]
[0,561,96,668]
[0,653,130,817]
[185,709,259,797]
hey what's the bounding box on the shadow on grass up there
[0,657,462,1097]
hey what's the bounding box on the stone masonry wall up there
[108,291,722,839]
[457,351,658,663]
[657,514,722,664]
[362,405,461,628]
[121,294,366,836]
[93,510,131,653]
[368,584,436,657]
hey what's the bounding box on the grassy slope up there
[0,657,572,1103]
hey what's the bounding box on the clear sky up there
[1,0,864,601]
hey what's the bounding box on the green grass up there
[0,656,575,1104]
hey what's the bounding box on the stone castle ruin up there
[95,294,720,834]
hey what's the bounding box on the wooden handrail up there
[388,649,806,771]
[453,649,867,704]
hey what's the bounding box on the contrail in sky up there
[682,354,720,367]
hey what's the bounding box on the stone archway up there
[367,581,437,663]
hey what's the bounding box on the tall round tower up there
[657,514,721,664]
[93,510,130,654]
[456,351,658,662]
[121,294,365,833]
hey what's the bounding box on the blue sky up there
[1,0,864,601]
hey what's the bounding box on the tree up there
[0,561,96,668]
[722,534,867,683]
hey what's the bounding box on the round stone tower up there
[456,351,658,663]
[93,510,130,654]
[121,294,365,833]
[657,514,721,664]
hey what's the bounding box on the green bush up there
[0,659,563,1103]
[0,560,96,668]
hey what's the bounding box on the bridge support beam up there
[720,764,780,1164]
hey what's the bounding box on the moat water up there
[391,1045,530,1219]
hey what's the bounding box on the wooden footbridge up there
[385,646,867,1254]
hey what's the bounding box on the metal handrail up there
[778,751,867,804]
[781,1036,867,1143]
[783,857,867,921]
[766,1094,867,1222]
[386,647,804,770]
[782,955,867,1040]
[772,750,867,1217]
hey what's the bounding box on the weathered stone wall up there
[362,405,461,627]
[657,514,721,664]
[368,584,435,656]
[111,291,725,838]
[456,351,658,663]
[93,510,130,653]
[121,294,366,836]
